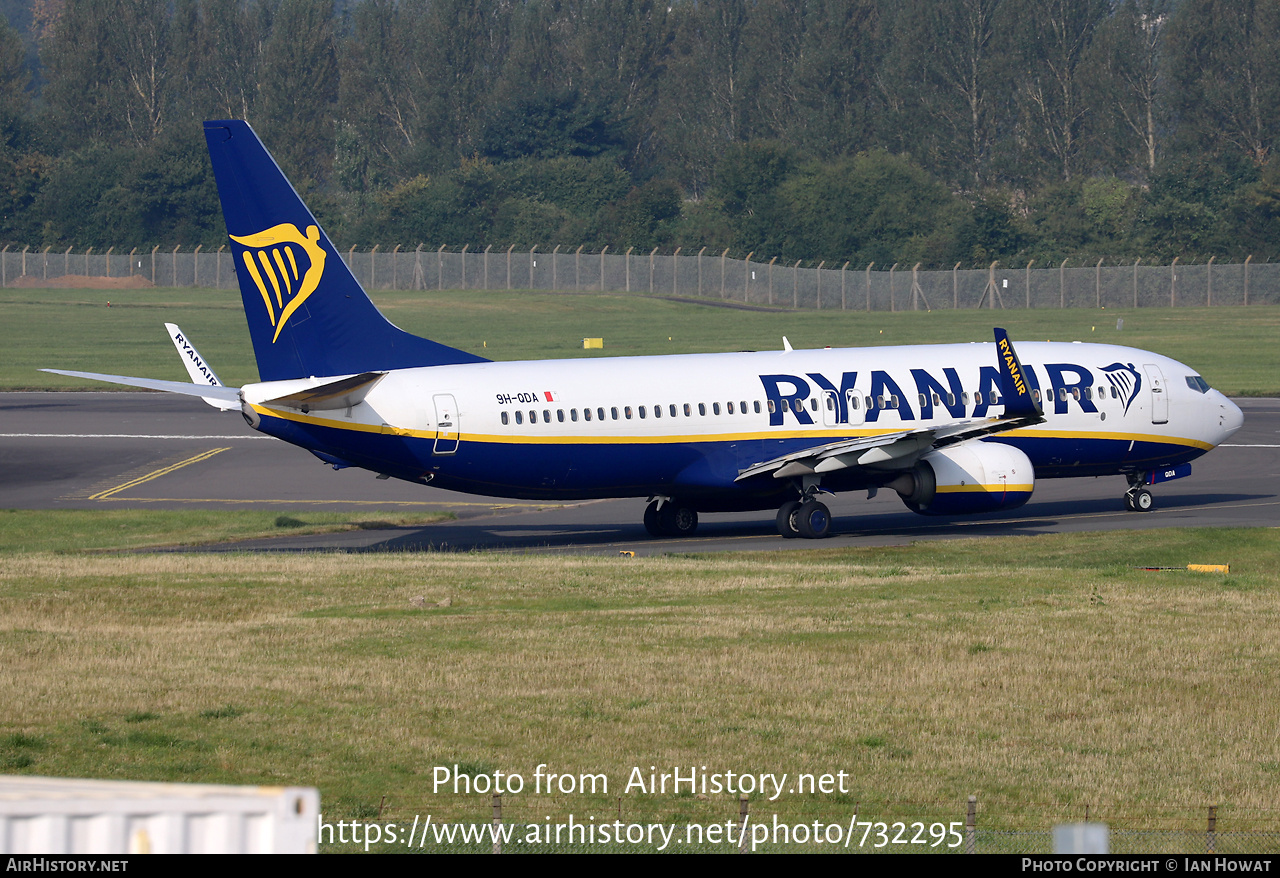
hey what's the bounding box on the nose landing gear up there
[1124,474,1154,512]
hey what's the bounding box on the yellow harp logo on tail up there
[230,224,327,343]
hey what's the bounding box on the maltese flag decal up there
[544,391,560,402]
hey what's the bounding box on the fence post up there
[150,245,158,284]
[889,262,898,312]
[1245,254,1252,305]
[1095,257,1103,308]
[816,261,825,309]
[672,246,680,295]
[953,262,960,309]
[866,262,874,311]
[553,244,561,291]
[965,795,976,854]
[1133,258,1141,307]
[492,794,503,855]
[192,245,201,286]
[792,260,801,309]
[1026,259,1035,308]
[217,244,225,288]
[625,246,632,292]
[1,244,7,286]
[1170,256,1178,307]
[720,249,728,298]
[413,244,423,290]
[768,256,777,305]
[127,247,135,282]
[484,244,492,290]
[106,245,114,278]
[44,245,52,280]
[507,244,515,290]
[530,245,538,290]
[575,244,583,291]
[84,246,92,277]
[1207,255,1214,306]
[698,246,706,297]
[648,246,657,294]
[599,245,607,291]
[438,244,447,290]
[459,244,467,289]
[371,243,380,289]
[841,261,849,310]
[172,244,180,286]
[393,244,401,289]
[1060,258,1068,308]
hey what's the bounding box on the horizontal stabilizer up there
[41,369,242,405]
[260,371,387,411]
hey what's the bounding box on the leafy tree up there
[257,0,338,186]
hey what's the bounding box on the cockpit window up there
[1185,375,1211,394]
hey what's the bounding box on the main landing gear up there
[643,498,699,537]
[776,493,832,539]
[1124,475,1154,512]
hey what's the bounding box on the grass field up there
[2,513,1277,850]
[6,286,1279,395]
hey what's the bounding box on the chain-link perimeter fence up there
[5,245,1278,309]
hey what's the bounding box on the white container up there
[0,776,319,854]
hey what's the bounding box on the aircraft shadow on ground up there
[201,490,1270,554]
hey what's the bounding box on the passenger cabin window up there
[684,403,691,417]
[1032,389,1041,403]
[932,393,941,406]
[727,401,734,414]
[570,409,578,422]
[611,407,619,420]
[625,406,633,419]
[753,401,761,414]
[767,400,775,413]
[810,398,819,411]
[698,403,706,416]
[918,393,927,408]
[974,392,983,405]
[515,411,523,424]
[827,397,836,411]
[653,405,661,418]
[529,410,538,423]
[793,400,804,413]
[638,406,646,419]
[741,401,748,413]
[543,409,551,422]
[947,393,956,406]
[597,407,605,421]
[501,412,509,425]
[583,408,592,421]
[670,404,678,417]
[713,402,721,415]
[557,409,565,422]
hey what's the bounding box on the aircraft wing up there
[734,413,1042,482]
[735,328,1045,482]
[41,368,243,405]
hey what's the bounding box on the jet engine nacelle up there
[891,442,1035,515]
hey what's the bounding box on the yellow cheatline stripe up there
[251,404,1214,451]
[935,483,1034,494]
[89,448,231,500]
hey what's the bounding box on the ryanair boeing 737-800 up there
[45,121,1244,539]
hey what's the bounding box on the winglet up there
[994,328,1042,418]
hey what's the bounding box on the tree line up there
[0,0,1277,268]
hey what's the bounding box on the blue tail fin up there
[204,120,488,381]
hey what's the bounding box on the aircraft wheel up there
[659,503,699,536]
[776,501,802,538]
[643,502,664,537]
[797,500,832,539]
[1131,488,1154,512]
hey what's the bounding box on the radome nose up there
[1219,395,1244,441]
